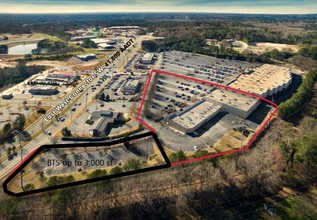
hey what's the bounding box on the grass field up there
[32,33,64,42]
[24,106,52,128]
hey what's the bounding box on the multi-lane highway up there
[0,35,147,181]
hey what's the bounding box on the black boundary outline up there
[3,132,171,197]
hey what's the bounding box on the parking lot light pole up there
[19,137,24,191]
[85,93,88,111]
[240,118,245,150]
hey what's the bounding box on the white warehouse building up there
[164,64,292,134]
[166,99,221,133]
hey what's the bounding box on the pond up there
[8,43,37,55]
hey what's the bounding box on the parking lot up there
[124,53,142,72]
[124,52,158,74]
[148,73,214,117]
[139,51,263,152]
[66,99,134,136]
[100,73,145,101]
[160,51,256,85]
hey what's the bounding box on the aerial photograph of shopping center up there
[0,0,316,218]
[1,31,296,194]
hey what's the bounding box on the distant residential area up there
[0,10,316,220]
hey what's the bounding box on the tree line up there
[298,45,317,61]
[34,39,80,55]
[0,115,316,219]
[0,62,45,89]
[278,71,317,120]
[22,54,73,62]
[142,37,278,63]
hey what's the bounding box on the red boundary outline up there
[136,69,278,166]
[3,68,278,185]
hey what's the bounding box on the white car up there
[194,146,198,151]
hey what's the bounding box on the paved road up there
[0,36,145,181]
[0,38,44,45]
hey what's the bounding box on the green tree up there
[0,62,45,89]
[242,36,250,44]
[87,169,107,179]
[37,39,67,53]
[295,133,317,178]
[3,123,12,134]
[47,176,65,187]
[123,159,141,171]
[13,114,26,131]
[7,146,12,158]
[279,71,317,120]
[82,39,97,48]
[141,40,158,52]
[0,45,8,54]
[0,198,20,219]
[170,151,187,162]
[193,149,209,158]
[1,123,13,143]
[37,39,52,49]
[299,45,317,61]
[23,183,35,191]
[47,175,74,187]
[110,166,123,174]
[99,93,105,101]
[37,108,46,114]
[105,94,110,102]
[65,175,75,183]
[61,127,72,137]
[51,188,76,215]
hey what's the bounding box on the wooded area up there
[0,13,316,219]
[279,71,317,119]
[0,62,45,89]
[0,112,316,218]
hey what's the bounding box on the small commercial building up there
[121,78,141,95]
[104,39,117,45]
[70,35,96,41]
[30,71,80,86]
[89,110,123,136]
[45,72,80,85]
[30,79,60,86]
[98,43,115,50]
[91,38,116,45]
[108,26,139,32]
[49,71,78,80]
[134,63,148,70]
[140,53,154,64]
[71,33,97,41]
[91,38,108,44]
[88,110,120,122]
[76,53,97,61]
[29,86,59,95]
